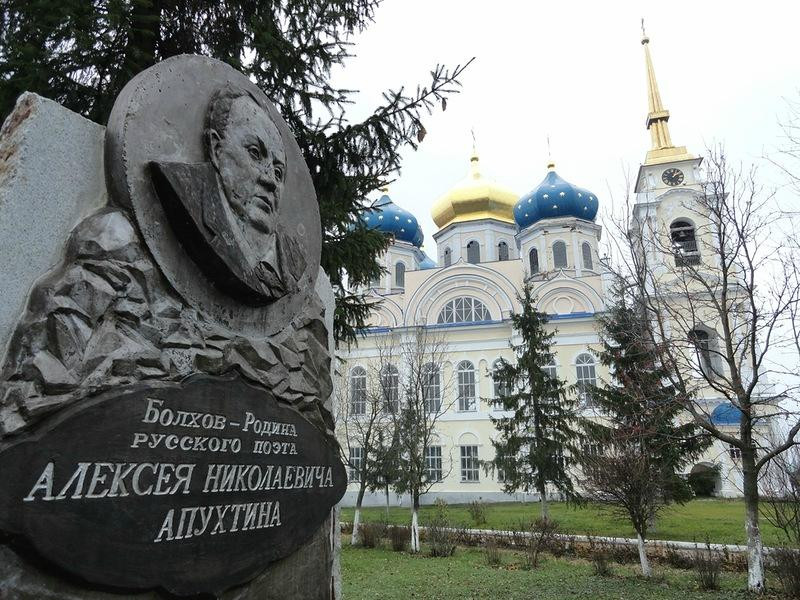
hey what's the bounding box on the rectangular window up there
[425,446,442,482]
[496,467,507,483]
[423,366,441,413]
[349,447,363,482]
[582,443,602,457]
[457,364,477,412]
[729,444,742,460]
[460,445,479,482]
[350,384,366,416]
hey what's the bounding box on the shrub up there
[485,537,503,567]
[547,533,574,558]
[663,544,695,570]
[517,518,559,569]
[428,499,456,557]
[358,519,387,549]
[428,520,456,557]
[587,536,613,577]
[467,498,488,526]
[770,547,800,598]
[694,540,722,591]
[388,525,409,552]
[610,543,639,564]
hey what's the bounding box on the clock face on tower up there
[662,167,685,187]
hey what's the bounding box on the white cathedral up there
[339,34,765,505]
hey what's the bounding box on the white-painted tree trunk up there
[746,504,765,592]
[410,509,420,553]
[742,447,765,593]
[350,507,361,546]
[637,533,652,577]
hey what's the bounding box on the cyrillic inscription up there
[0,374,346,596]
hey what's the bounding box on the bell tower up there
[632,26,707,272]
[634,26,702,202]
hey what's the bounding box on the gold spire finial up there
[640,27,693,165]
[380,185,389,194]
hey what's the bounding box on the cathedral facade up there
[339,35,762,506]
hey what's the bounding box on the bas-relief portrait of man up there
[150,84,306,306]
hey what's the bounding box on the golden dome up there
[431,151,518,229]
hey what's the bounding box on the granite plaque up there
[0,374,346,596]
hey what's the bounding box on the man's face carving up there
[209,97,286,234]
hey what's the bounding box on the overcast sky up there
[331,0,800,259]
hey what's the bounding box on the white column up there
[571,230,581,276]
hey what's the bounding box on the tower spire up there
[640,22,693,165]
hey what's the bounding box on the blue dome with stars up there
[362,193,423,247]
[514,164,599,229]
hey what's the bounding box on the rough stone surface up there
[0,207,333,438]
[0,60,340,597]
[0,93,107,360]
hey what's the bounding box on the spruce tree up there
[579,286,711,576]
[490,283,580,519]
[0,1,471,344]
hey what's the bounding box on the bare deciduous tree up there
[761,444,800,547]
[335,360,395,545]
[379,327,454,553]
[612,146,800,591]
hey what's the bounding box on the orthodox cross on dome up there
[470,127,478,162]
[640,22,693,166]
[546,135,555,171]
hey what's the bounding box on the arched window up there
[380,364,399,413]
[349,366,367,415]
[670,220,700,266]
[497,241,509,262]
[437,297,491,324]
[395,262,405,288]
[575,353,596,403]
[582,242,593,270]
[492,359,511,400]
[466,240,481,264]
[552,240,568,269]
[529,248,539,274]
[689,329,715,378]
[457,360,477,411]
[422,363,441,412]
[443,247,452,267]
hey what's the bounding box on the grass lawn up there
[340,499,786,546]
[341,543,761,600]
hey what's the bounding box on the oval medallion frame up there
[105,55,321,338]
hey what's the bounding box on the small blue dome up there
[362,193,423,247]
[419,252,437,270]
[514,166,599,229]
[711,402,744,426]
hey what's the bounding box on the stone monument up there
[0,55,346,599]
